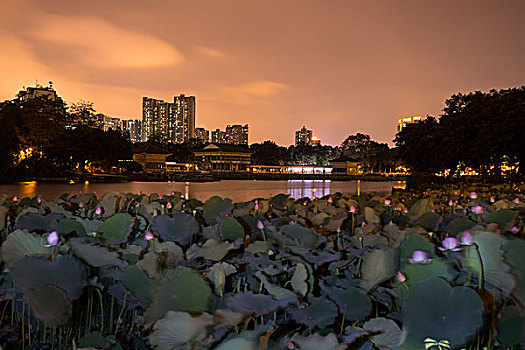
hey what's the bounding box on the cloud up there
[195,46,224,58]
[226,80,288,96]
[29,15,184,69]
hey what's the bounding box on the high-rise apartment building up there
[142,94,195,143]
[122,119,142,143]
[225,124,249,145]
[211,129,227,143]
[95,114,121,132]
[295,126,313,146]
[195,127,209,143]
[397,116,423,132]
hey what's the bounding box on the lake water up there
[0,180,405,202]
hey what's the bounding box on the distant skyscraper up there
[211,128,227,143]
[225,124,249,145]
[95,114,121,132]
[195,127,209,143]
[142,94,195,143]
[397,116,423,132]
[295,126,313,146]
[122,119,142,143]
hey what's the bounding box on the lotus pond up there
[0,183,524,349]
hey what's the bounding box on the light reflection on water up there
[1,180,405,202]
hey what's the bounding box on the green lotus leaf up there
[291,262,309,297]
[151,213,200,246]
[144,267,212,326]
[149,311,213,350]
[365,207,380,224]
[280,224,324,249]
[486,209,517,229]
[215,337,257,350]
[402,258,454,286]
[399,233,436,262]
[402,278,483,348]
[220,216,245,241]
[289,297,338,328]
[53,218,86,236]
[503,238,525,309]
[311,212,329,226]
[97,213,133,246]
[70,239,126,267]
[24,284,72,327]
[110,265,153,306]
[323,213,348,232]
[330,287,372,321]
[407,198,432,220]
[289,333,341,350]
[1,229,51,265]
[466,232,515,294]
[10,255,86,299]
[186,239,235,261]
[363,317,405,350]
[206,262,237,296]
[226,291,293,316]
[360,247,397,292]
[75,218,103,235]
[78,331,111,348]
[255,271,296,300]
[98,194,119,217]
[203,196,234,225]
[270,193,289,209]
[414,212,440,231]
[496,305,525,347]
[444,216,475,234]
[14,213,63,233]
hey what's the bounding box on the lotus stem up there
[116,292,128,334]
[340,314,345,334]
[128,309,137,335]
[109,295,115,334]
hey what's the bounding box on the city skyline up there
[0,0,523,146]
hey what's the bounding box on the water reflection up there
[18,181,37,199]
[287,180,331,199]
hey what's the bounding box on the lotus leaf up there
[363,317,405,350]
[97,213,133,246]
[466,232,515,293]
[291,262,309,297]
[414,212,440,231]
[151,213,199,246]
[255,271,296,300]
[330,287,372,321]
[496,305,525,347]
[1,229,50,264]
[215,337,257,350]
[53,218,86,236]
[503,238,525,308]
[14,213,63,233]
[10,255,86,299]
[220,216,245,241]
[365,207,380,224]
[323,213,348,232]
[75,218,103,235]
[407,198,432,220]
[148,311,213,350]
[269,193,289,209]
[486,209,517,229]
[311,212,329,226]
[203,196,234,225]
[78,331,112,348]
[444,216,475,234]
[360,247,397,292]
[280,224,324,248]
[402,258,454,286]
[293,248,340,265]
[226,291,292,315]
[24,284,72,327]
[289,333,342,350]
[402,278,483,348]
[289,297,338,328]
[70,239,126,267]
[186,239,235,261]
[111,265,153,305]
[0,206,7,229]
[207,262,237,295]
[399,233,436,262]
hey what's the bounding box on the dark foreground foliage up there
[0,183,524,349]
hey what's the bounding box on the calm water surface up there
[0,180,405,202]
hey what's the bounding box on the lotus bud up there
[513,197,520,204]
[95,207,102,215]
[254,200,259,210]
[448,200,453,206]
[180,194,185,199]
[79,202,84,208]
[159,195,163,199]
[349,205,355,213]
[327,197,333,203]
[290,220,296,224]
[268,249,274,256]
[44,231,59,247]
[396,271,406,283]
[384,199,391,206]
[257,220,264,230]
[145,231,154,240]
[460,231,473,245]
[13,196,18,202]
[408,250,432,264]
[403,207,408,213]
[166,201,172,209]
[469,191,477,199]
[471,205,483,214]
[37,196,42,203]
[361,221,366,227]
[490,196,495,203]
[439,237,461,251]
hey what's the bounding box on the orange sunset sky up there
[1,0,524,145]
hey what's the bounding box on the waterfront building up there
[211,129,227,143]
[195,127,209,143]
[330,156,362,175]
[295,126,313,146]
[16,82,62,103]
[225,124,249,145]
[122,119,142,143]
[397,115,423,132]
[132,143,171,173]
[142,94,195,143]
[193,143,253,172]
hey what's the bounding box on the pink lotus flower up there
[460,231,473,245]
[439,237,461,251]
[349,205,356,213]
[79,202,84,208]
[449,200,454,206]
[384,199,391,206]
[513,197,520,204]
[159,195,163,199]
[95,207,102,215]
[180,194,185,199]
[254,200,259,210]
[510,226,520,234]
[44,231,59,247]
[408,250,432,264]
[327,197,333,203]
[257,220,264,230]
[361,221,366,227]
[13,196,18,202]
[290,220,296,224]
[144,231,154,240]
[37,196,42,203]
[403,208,408,213]
[490,196,495,203]
[397,271,406,282]
[166,202,172,209]
[471,205,483,214]
[469,192,477,199]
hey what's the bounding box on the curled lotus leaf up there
[486,209,517,229]
[360,247,397,292]
[220,216,245,241]
[149,311,213,350]
[1,229,51,265]
[151,213,200,246]
[226,291,293,316]
[289,333,342,350]
[10,255,86,299]
[203,196,234,225]
[330,287,372,321]
[186,239,235,261]
[291,262,309,297]
[255,271,296,300]
[206,262,237,295]
[363,317,406,350]
[70,239,126,267]
[24,284,72,327]
[402,277,483,347]
[289,297,338,328]
[97,194,119,218]
[97,213,133,246]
